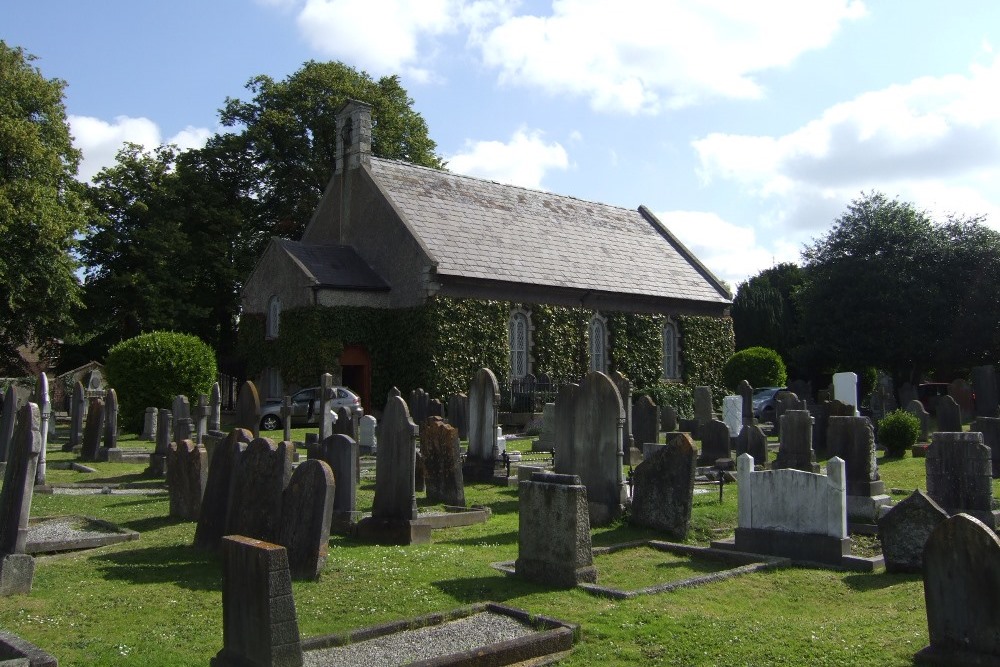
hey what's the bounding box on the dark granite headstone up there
[333,406,355,438]
[0,403,40,596]
[660,404,678,432]
[371,394,418,521]
[698,418,731,466]
[772,409,818,473]
[79,397,104,461]
[937,395,963,433]
[447,393,468,440]
[916,514,1000,665]
[465,369,499,480]
[209,382,222,432]
[827,416,889,521]
[98,387,120,460]
[877,489,948,574]
[408,388,429,425]
[737,380,753,425]
[787,379,813,405]
[553,383,579,474]
[212,536,302,667]
[0,388,16,463]
[64,381,85,452]
[948,379,975,421]
[925,431,998,527]
[309,434,358,526]
[225,437,293,543]
[567,372,626,526]
[973,365,1000,418]
[234,381,261,438]
[166,439,208,521]
[420,417,464,507]
[906,399,930,442]
[609,370,634,458]
[898,382,917,410]
[971,416,1000,478]
[515,472,595,587]
[194,428,253,550]
[632,395,659,452]
[147,407,172,477]
[278,459,334,580]
[630,433,696,538]
[809,401,830,455]
[736,424,768,467]
[194,394,210,445]
[427,398,444,419]
[172,395,190,444]
[693,386,713,425]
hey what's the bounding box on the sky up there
[6,0,1000,288]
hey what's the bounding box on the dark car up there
[752,386,787,423]
[259,386,361,431]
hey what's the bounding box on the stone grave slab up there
[194,428,253,550]
[278,459,334,581]
[926,431,1000,527]
[877,489,948,574]
[629,434,695,539]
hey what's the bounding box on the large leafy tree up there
[220,60,444,251]
[731,263,805,356]
[0,42,88,372]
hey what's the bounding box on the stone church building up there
[241,101,732,414]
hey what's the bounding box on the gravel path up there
[303,611,533,667]
[28,516,120,543]
[51,487,166,495]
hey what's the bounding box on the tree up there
[0,42,88,372]
[731,262,806,372]
[219,60,444,250]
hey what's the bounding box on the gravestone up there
[660,404,678,432]
[722,395,742,438]
[971,416,1000,478]
[194,428,253,550]
[356,392,428,545]
[408,388,429,425]
[64,380,86,452]
[693,386,713,426]
[632,395,659,453]
[828,398,855,417]
[936,395,963,433]
[194,394,210,445]
[32,373,49,487]
[149,408,172,477]
[926,431,1000,528]
[736,424,768,467]
[278,459,334,580]
[775,391,805,437]
[737,380,753,425]
[949,378,975,421]
[447,393,469,440]
[788,379,813,405]
[358,415,377,455]
[832,372,858,412]
[558,372,626,526]
[319,373,335,440]
[172,395,191,444]
[309,434,358,530]
[142,407,158,441]
[553,383,579,473]
[427,398,444,418]
[906,399,931,442]
[826,416,890,522]
[212,536,302,667]
[79,397,105,461]
[898,382,918,410]
[465,368,499,481]
[877,489,948,574]
[915,514,1000,665]
[0,389,15,462]
[772,409,819,473]
[698,418,732,466]
[629,434,696,539]
[225,437,294,543]
[609,370,635,462]
[0,403,41,596]
[532,402,556,452]
[234,381,262,437]
[420,417,464,507]
[166,439,208,521]
[809,401,830,455]
[97,388,121,462]
[515,472,596,587]
[209,382,222,432]
[333,406,355,438]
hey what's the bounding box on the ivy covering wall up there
[237,296,734,411]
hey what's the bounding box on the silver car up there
[259,386,361,431]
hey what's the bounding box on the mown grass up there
[0,434,958,665]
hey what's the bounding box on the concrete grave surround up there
[234,381,262,438]
[420,417,465,507]
[826,416,890,523]
[925,431,1000,528]
[832,372,858,411]
[722,396,742,438]
[166,440,208,521]
[561,371,626,526]
[278,459,334,581]
[466,368,499,479]
[79,397,104,461]
[698,418,732,466]
[877,489,948,574]
[629,433,696,539]
[358,414,377,455]
[772,410,819,473]
[309,434,358,529]
[916,514,1000,665]
[906,399,931,442]
[736,424,768,468]
[632,395,659,453]
[971,416,1000,478]
[224,437,294,543]
[0,403,41,596]
[194,428,253,550]
[737,380,753,426]
[936,395,963,433]
[212,536,303,667]
[515,472,596,587]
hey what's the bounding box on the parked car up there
[752,386,788,423]
[259,386,361,431]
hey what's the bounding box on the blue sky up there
[6,1,1000,287]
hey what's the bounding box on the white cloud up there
[447,128,569,189]
[477,0,866,113]
[69,115,212,182]
[693,56,1000,232]
[658,210,801,285]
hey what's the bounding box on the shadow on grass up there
[119,515,187,532]
[441,529,518,547]
[108,497,168,509]
[432,574,540,603]
[842,571,920,592]
[92,543,221,590]
[590,521,660,546]
[68,472,164,486]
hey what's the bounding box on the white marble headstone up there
[359,414,377,452]
[494,425,506,456]
[722,395,743,438]
[833,372,859,413]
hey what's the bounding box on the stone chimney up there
[335,100,372,174]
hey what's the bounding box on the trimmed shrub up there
[878,409,920,458]
[106,332,217,433]
[638,381,694,419]
[722,347,787,390]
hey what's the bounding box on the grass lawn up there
[0,432,965,665]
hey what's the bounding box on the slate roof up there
[368,157,731,304]
[277,239,389,290]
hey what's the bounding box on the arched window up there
[663,320,678,379]
[509,310,530,380]
[266,295,281,339]
[589,314,608,373]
